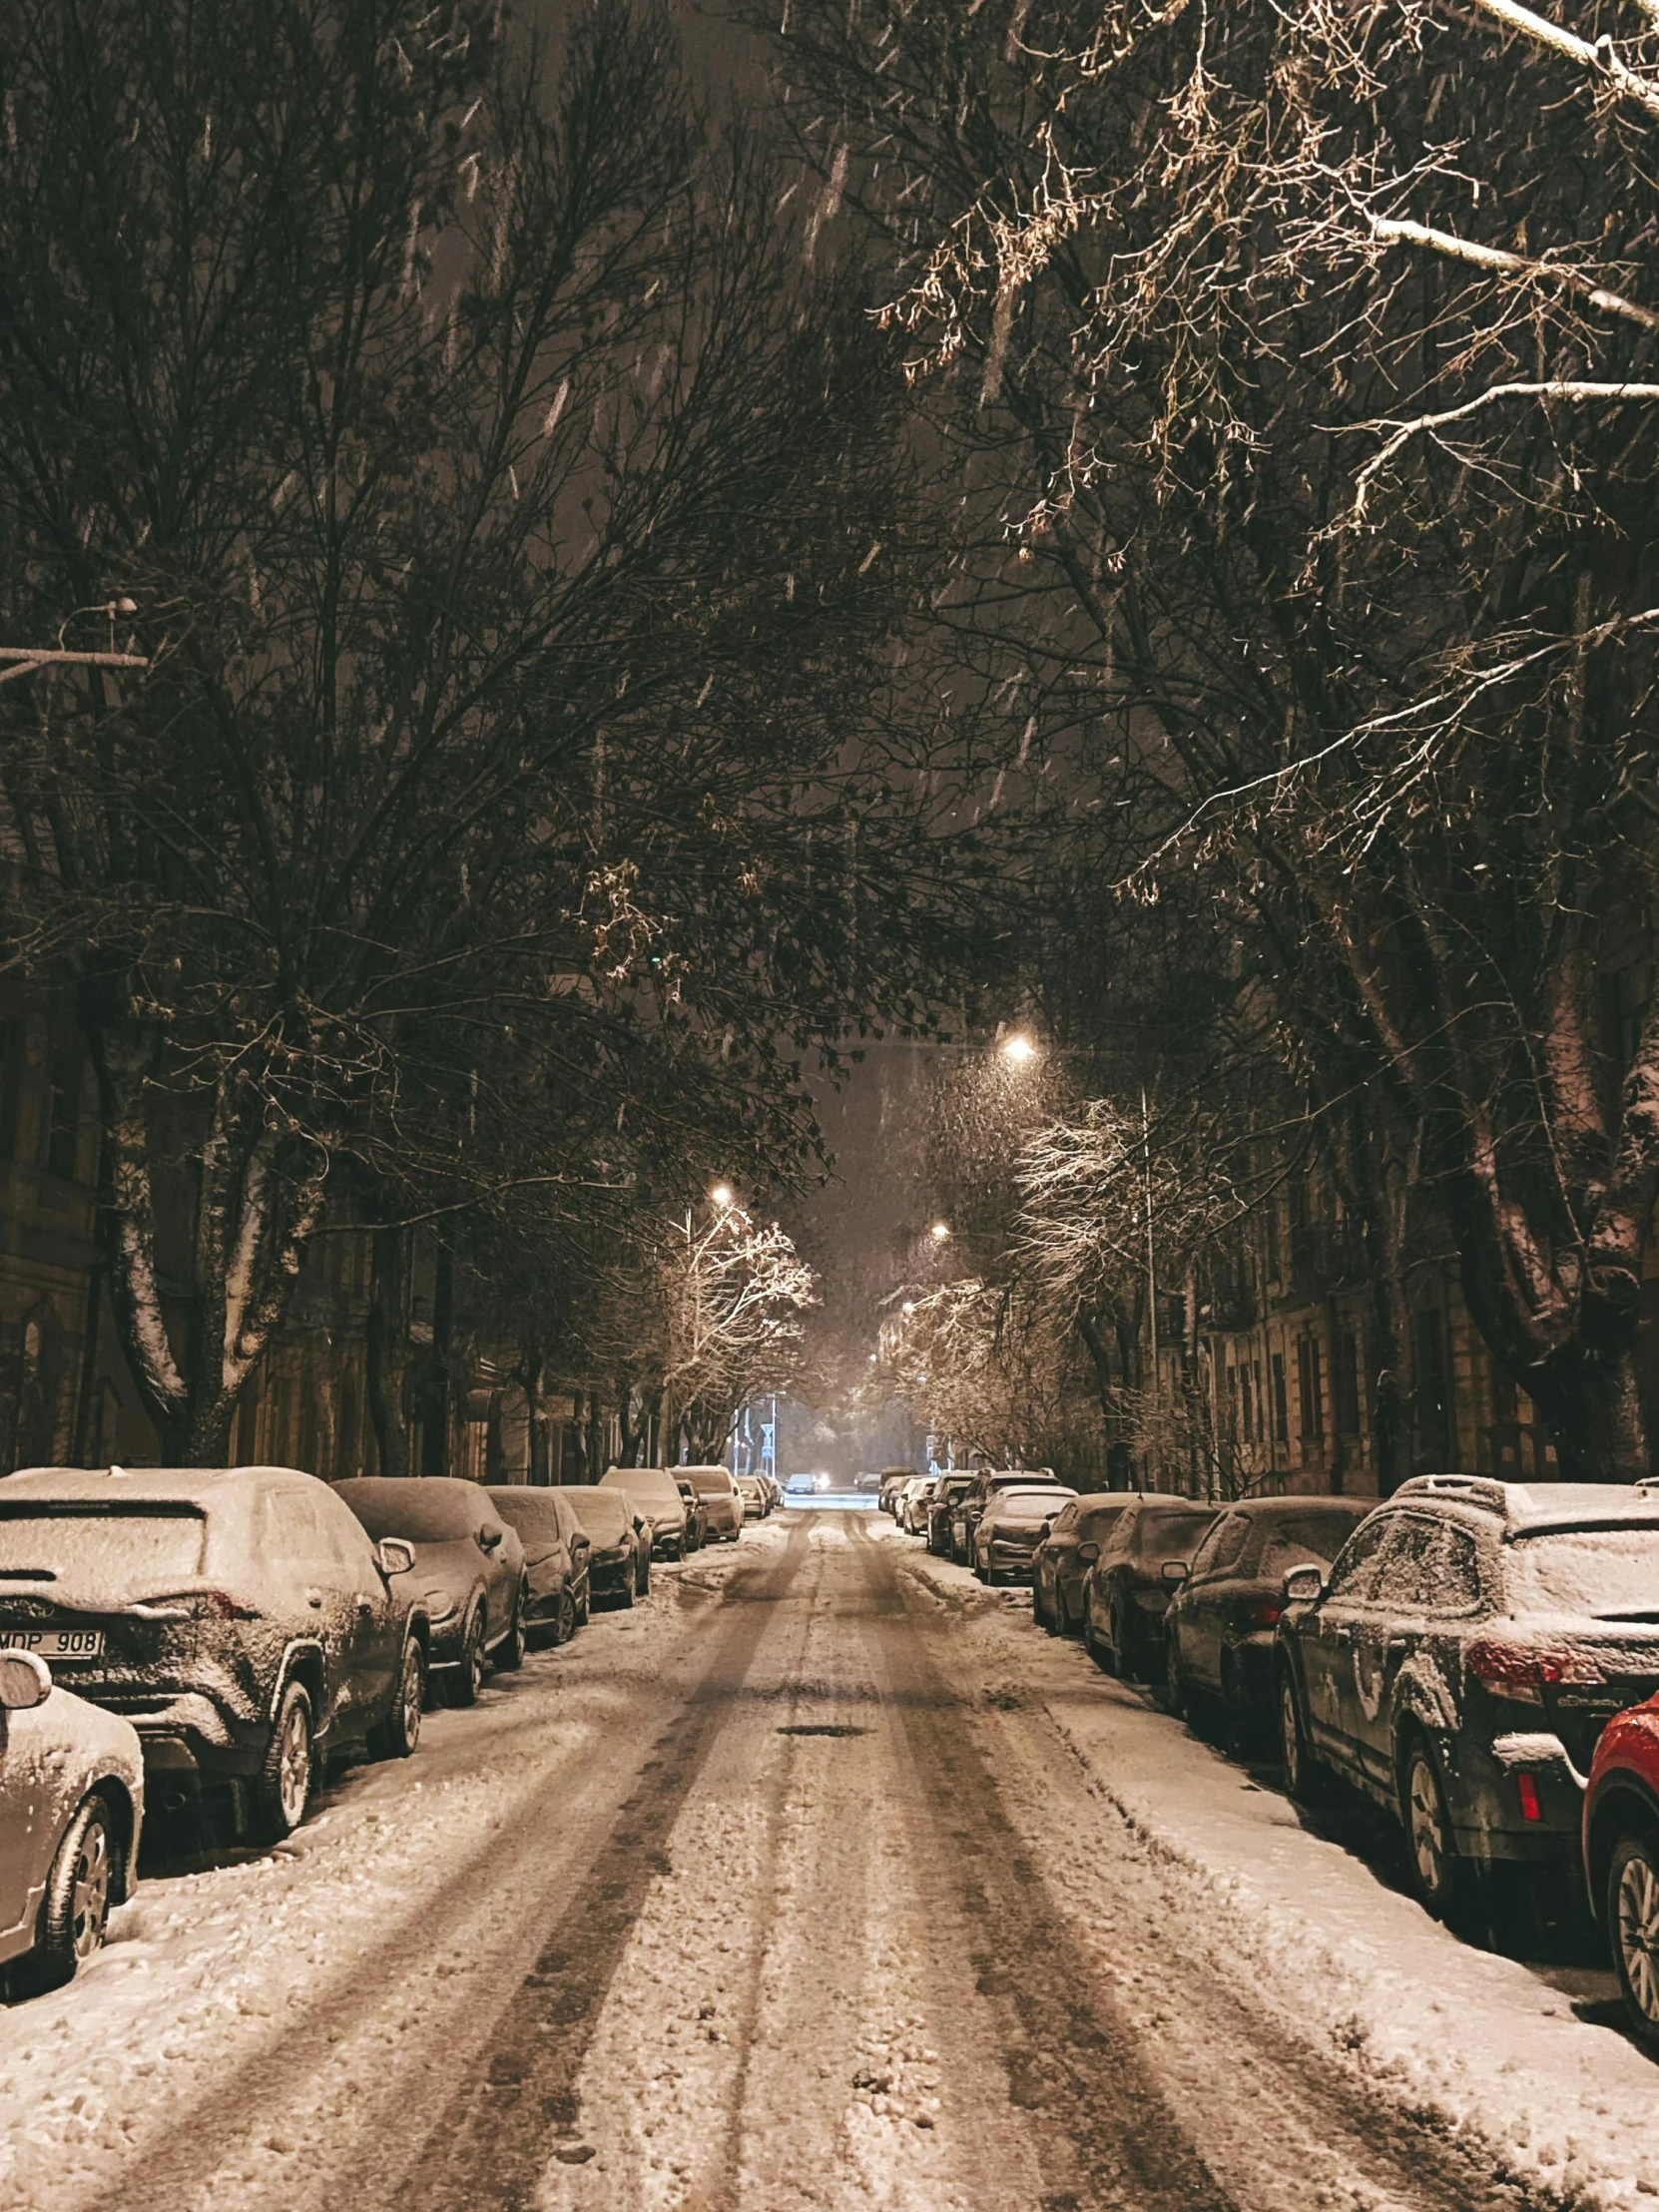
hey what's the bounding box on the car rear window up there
[1078,1505,1128,1541]
[1252,1510,1371,1579]
[995,1489,1075,1520]
[488,1493,562,1544]
[335,1481,487,1543]
[1130,1507,1213,1554]
[604,1468,678,1502]
[0,1502,208,1585]
[557,1489,629,1541]
[1504,1525,1659,1617]
[686,1468,734,1496]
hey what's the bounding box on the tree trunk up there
[367,1226,410,1480]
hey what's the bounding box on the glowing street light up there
[929,1221,951,1242]
[711,1183,735,1209]
[901,1301,915,1316]
[1000,1032,1038,1064]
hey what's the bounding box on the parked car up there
[484,1486,591,1645]
[1277,1475,1659,1918]
[879,1469,916,1517]
[556,1486,651,1603]
[898,1475,935,1534]
[1585,1684,1659,2052]
[735,1473,768,1521]
[0,1465,428,1842]
[1032,1494,1140,1634]
[1082,1496,1219,1680]
[758,1472,781,1511]
[1164,1496,1374,1738]
[853,1471,883,1494]
[972,1482,1078,1583]
[0,1650,144,1994]
[678,1478,710,1548]
[683,1465,744,1543]
[337,1476,526,1710]
[953,1468,1056,1565]
[600,1465,691,1560]
[926,1473,974,1556]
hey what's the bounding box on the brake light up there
[139,1590,257,1622]
[1515,1772,1543,1823]
[1465,1638,1602,1705]
[1247,1602,1282,1631]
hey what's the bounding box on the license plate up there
[0,1627,104,1659]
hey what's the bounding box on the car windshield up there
[559,1490,629,1541]
[1504,1525,1659,1617]
[995,1490,1075,1520]
[335,1482,485,1543]
[0,1503,207,1585]
[1255,1511,1369,1578]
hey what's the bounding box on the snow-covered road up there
[2,1509,1653,2211]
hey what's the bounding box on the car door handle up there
[305,1588,324,1609]
[355,1594,376,1616]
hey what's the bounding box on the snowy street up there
[7,1509,1659,2212]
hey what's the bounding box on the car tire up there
[369,1637,425,1761]
[555,1587,578,1645]
[1082,1604,1112,1672]
[1164,1633,1189,1720]
[1278,1669,1325,1805]
[494,1584,528,1674]
[638,1553,651,1598]
[1401,1738,1461,1918]
[1608,1832,1659,2054]
[16,1792,116,1992]
[1111,1597,1138,1681]
[445,1607,488,1707]
[254,1680,314,1842]
[576,1581,591,1626]
[617,1567,636,1608]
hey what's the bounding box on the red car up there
[1584,1693,1659,2052]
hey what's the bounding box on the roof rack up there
[1393,1474,1520,1515]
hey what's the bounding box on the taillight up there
[140,1590,257,1622]
[1465,1637,1602,1705]
[1247,1602,1282,1631]
[1515,1772,1543,1823]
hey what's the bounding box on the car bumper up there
[987,1543,1040,1578]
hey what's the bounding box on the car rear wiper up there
[1592,1609,1659,1623]
[0,1568,56,1580]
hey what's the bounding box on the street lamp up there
[929,1221,951,1242]
[711,1183,735,1209]
[1000,1032,1037,1064]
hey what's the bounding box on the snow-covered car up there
[1082,1496,1219,1680]
[879,1469,915,1516]
[556,1487,651,1604]
[1277,1475,1659,1918]
[485,1487,591,1645]
[897,1475,933,1534]
[336,1477,527,1709]
[734,1474,768,1521]
[678,1478,710,1549]
[1584,1683,1659,2052]
[972,1483,1078,1583]
[953,1467,1056,1565]
[600,1465,692,1560]
[1032,1495,1137,1634]
[925,1474,973,1556]
[0,1465,428,1842]
[1164,1496,1374,1738]
[0,1650,143,1994]
[683,1465,744,1543]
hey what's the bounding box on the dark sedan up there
[485,1486,591,1646]
[336,1478,527,1708]
[1082,1497,1219,1682]
[555,1486,650,1605]
[1032,1494,1139,1635]
[677,1478,709,1552]
[1163,1495,1373,1740]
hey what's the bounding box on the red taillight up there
[1515,1771,1543,1823]
[1247,1602,1282,1631]
[139,1590,256,1622]
[1465,1637,1602,1705]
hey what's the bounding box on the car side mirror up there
[0,1650,51,1710]
[478,1525,504,1552]
[376,1537,415,1576]
[1283,1563,1325,1605]
[1077,1541,1101,1565]
[1160,1559,1189,1589]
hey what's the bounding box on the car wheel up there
[370,1637,425,1760]
[1082,1603,1111,1671]
[555,1587,578,1645]
[576,1580,591,1625]
[494,1584,528,1674]
[254,1681,314,1842]
[1111,1598,1138,1681]
[17,1792,116,1992]
[1164,1632,1189,1720]
[638,1552,651,1598]
[616,1565,637,1608]
[1402,1739,1461,1917]
[1609,1833,1659,2054]
[445,1607,488,1707]
[1278,1670,1324,1804]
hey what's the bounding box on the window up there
[41,1047,81,1181]
[1414,1309,1452,1466]
[1253,1360,1265,1441]
[1324,1516,1397,1603]
[1201,1513,1252,1580]
[0,1018,22,1160]
[1333,1332,1361,1438]
[1377,1516,1481,1613]
[1240,1362,1255,1440]
[1272,1353,1290,1444]
[1298,1337,1325,1443]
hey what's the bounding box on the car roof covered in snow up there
[1,1463,325,1504]
[1394,1475,1659,1532]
